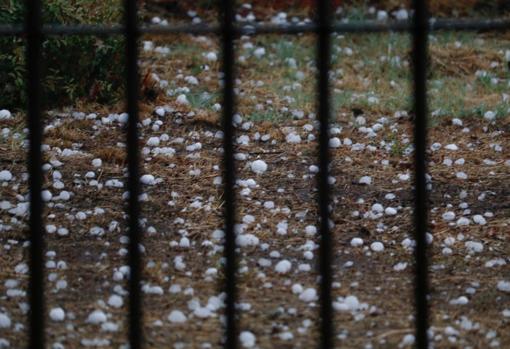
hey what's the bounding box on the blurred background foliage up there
[0,0,124,110]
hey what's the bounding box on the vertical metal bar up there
[25,0,45,347]
[219,0,238,348]
[124,0,142,348]
[411,0,430,348]
[317,0,333,348]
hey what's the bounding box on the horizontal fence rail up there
[1,18,510,36]
[3,1,507,348]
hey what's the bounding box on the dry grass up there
[429,45,503,76]
[0,5,509,349]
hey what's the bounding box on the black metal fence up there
[1,1,509,348]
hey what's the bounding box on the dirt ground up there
[1,3,509,349]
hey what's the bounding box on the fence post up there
[316,0,333,348]
[25,0,45,347]
[124,0,143,348]
[411,1,431,348]
[219,0,238,348]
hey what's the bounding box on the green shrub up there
[0,0,124,110]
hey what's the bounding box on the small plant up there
[0,0,124,110]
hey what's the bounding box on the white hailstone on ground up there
[370,241,384,252]
[279,331,294,341]
[329,137,341,148]
[258,258,271,267]
[445,144,458,151]
[456,217,470,226]
[176,94,189,105]
[168,310,187,323]
[292,284,303,294]
[350,238,363,247]
[184,76,198,85]
[146,137,160,147]
[298,264,311,272]
[108,295,123,308]
[400,334,415,347]
[456,172,468,180]
[398,173,410,181]
[263,201,275,209]
[276,221,288,235]
[58,191,71,201]
[485,258,506,268]
[179,237,190,248]
[86,310,107,324]
[309,165,319,174]
[454,158,465,166]
[430,142,442,151]
[449,296,469,305]
[41,190,52,202]
[154,106,165,117]
[395,8,409,20]
[237,135,250,145]
[186,142,202,152]
[367,96,379,104]
[384,207,397,216]
[393,262,408,271]
[465,241,484,253]
[344,296,360,310]
[376,10,388,21]
[140,174,156,185]
[355,115,366,125]
[299,288,318,302]
[0,312,11,328]
[442,211,456,221]
[0,109,12,120]
[234,153,248,161]
[334,295,362,312]
[497,281,510,293]
[242,214,255,224]
[250,160,268,174]
[91,158,102,167]
[57,228,69,237]
[359,176,372,185]
[444,237,455,246]
[49,307,65,322]
[484,110,496,121]
[205,51,217,62]
[305,225,317,236]
[286,133,301,144]
[236,234,259,247]
[472,214,487,225]
[193,307,213,318]
[0,170,13,181]
[275,260,292,274]
[253,47,266,58]
[371,203,384,213]
[240,331,256,348]
[452,118,463,126]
